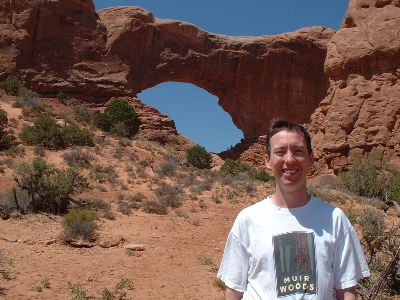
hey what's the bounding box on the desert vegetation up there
[0,80,399,299]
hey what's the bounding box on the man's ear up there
[265,153,272,170]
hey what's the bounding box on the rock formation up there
[0,0,399,172]
[99,7,333,139]
[0,0,333,139]
[0,0,128,96]
[308,0,400,173]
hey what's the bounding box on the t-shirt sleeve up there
[217,216,250,292]
[333,212,370,290]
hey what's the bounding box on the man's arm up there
[225,287,243,300]
[336,286,357,300]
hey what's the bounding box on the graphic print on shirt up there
[272,231,317,297]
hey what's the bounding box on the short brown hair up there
[266,119,312,154]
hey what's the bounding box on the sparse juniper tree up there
[94,98,141,138]
[186,144,212,169]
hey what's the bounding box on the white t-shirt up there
[217,196,370,300]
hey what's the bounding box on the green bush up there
[61,124,94,147]
[62,208,97,242]
[186,144,212,169]
[14,158,87,214]
[20,115,94,149]
[340,153,400,204]
[0,74,22,96]
[249,168,273,182]
[17,87,40,107]
[94,99,140,138]
[220,158,249,176]
[20,114,64,149]
[358,208,385,261]
[0,108,15,150]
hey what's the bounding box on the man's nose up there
[284,151,296,162]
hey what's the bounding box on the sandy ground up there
[0,190,260,300]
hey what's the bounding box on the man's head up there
[265,119,314,198]
[266,119,312,155]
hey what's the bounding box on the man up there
[217,119,369,300]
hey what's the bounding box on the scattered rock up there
[123,243,148,251]
[68,240,96,248]
[43,239,57,246]
[98,235,125,248]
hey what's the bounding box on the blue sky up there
[93,0,348,152]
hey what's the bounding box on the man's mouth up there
[282,169,299,175]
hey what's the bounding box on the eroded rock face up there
[0,0,129,96]
[99,6,333,139]
[0,1,333,140]
[308,0,400,173]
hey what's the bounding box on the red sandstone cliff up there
[308,0,400,173]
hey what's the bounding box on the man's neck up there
[271,186,310,208]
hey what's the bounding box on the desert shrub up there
[340,153,400,204]
[358,208,386,262]
[73,105,94,124]
[125,192,145,210]
[61,124,94,147]
[0,108,15,150]
[118,201,132,215]
[356,207,400,299]
[387,171,400,205]
[20,114,94,149]
[0,74,22,96]
[14,158,87,214]
[220,158,249,176]
[0,192,17,218]
[186,144,212,169]
[0,189,31,217]
[70,283,88,300]
[90,164,118,183]
[192,177,214,193]
[2,145,25,157]
[33,145,46,157]
[81,197,113,219]
[142,199,167,215]
[62,147,94,167]
[249,168,273,182]
[154,184,182,208]
[94,99,140,138]
[154,156,178,177]
[17,87,41,107]
[20,114,64,148]
[62,208,97,242]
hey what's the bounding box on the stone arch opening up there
[138,82,244,153]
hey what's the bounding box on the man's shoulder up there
[311,196,348,219]
[236,198,269,220]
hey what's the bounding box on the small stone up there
[124,243,148,251]
[68,240,95,248]
[99,236,124,248]
[44,239,57,246]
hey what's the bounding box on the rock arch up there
[99,6,334,139]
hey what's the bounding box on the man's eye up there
[294,150,305,155]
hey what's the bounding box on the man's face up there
[265,130,314,193]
